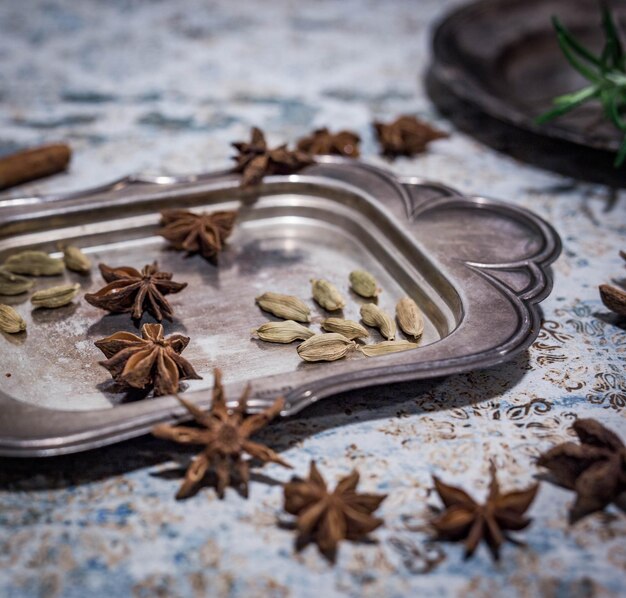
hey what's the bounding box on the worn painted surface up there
[0,0,625,596]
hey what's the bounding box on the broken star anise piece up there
[296,127,361,158]
[85,262,187,322]
[430,463,538,561]
[599,250,626,316]
[283,461,386,562]
[537,418,626,523]
[152,368,290,499]
[231,127,313,187]
[159,209,237,263]
[373,115,448,158]
[95,323,201,397]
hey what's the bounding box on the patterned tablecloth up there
[0,1,624,596]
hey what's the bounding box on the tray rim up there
[0,158,561,457]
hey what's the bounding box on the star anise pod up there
[231,127,313,187]
[158,209,237,263]
[599,250,626,316]
[296,127,361,158]
[430,463,538,560]
[373,115,448,158]
[85,262,186,321]
[152,368,290,499]
[283,461,386,562]
[95,322,201,397]
[537,418,626,523]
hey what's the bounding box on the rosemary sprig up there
[537,6,626,167]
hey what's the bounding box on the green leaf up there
[552,17,603,67]
[601,4,624,70]
[535,85,600,124]
[556,31,603,83]
[607,89,626,131]
[605,72,626,87]
[614,136,626,167]
[606,90,626,167]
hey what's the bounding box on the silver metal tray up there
[0,159,561,456]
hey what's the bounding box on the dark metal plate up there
[429,0,626,186]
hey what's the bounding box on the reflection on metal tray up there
[0,159,561,456]
[429,0,626,186]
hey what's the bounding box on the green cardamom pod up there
[360,303,396,340]
[396,296,424,340]
[63,246,92,274]
[3,250,64,276]
[255,292,311,322]
[296,333,356,362]
[0,267,35,295]
[359,340,418,357]
[349,269,380,298]
[31,283,81,309]
[252,320,315,343]
[321,317,369,340]
[311,278,345,311]
[0,304,26,333]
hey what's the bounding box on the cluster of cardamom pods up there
[252,269,425,361]
[0,247,90,334]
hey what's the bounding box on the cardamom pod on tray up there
[359,340,418,357]
[321,317,369,340]
[349,269,380,298]
[0,267,35,295]
[3,250,64,276]
[63,246,92,274]
[31,283,81,309]
[255,292,311,322]
[360,303,396,340]
[297,333,357,362]
[311,279,346,311]
[252,320,315,343]
[0,304,26,333]
[396,296,424,340]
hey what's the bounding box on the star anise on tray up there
[373,115,448,158]
[537,418,626,523]
[296,127,361,158]
[85,262,187,321]
[599,250,626,317]
[152,368,290,499]
[283,461,386,562]
[95,323,201,397]
[430,463,538,561]
[159,209,238,263]
[231,127,313,187]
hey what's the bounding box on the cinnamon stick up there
[0,143,71,190]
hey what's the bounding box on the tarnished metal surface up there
[0,0,624,596]
[0,161,559,455]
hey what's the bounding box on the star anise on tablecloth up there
[296,127,361,158]
[283,461,386,562]
[85,262,187,321]
[231,127,313,187]
[373,115,448,158]
[95,323,201,397]
[537,418,626,523]
[152,368,290,499]
[159,209,238,263]
[430,463,538,560]
[599,250,626,316]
